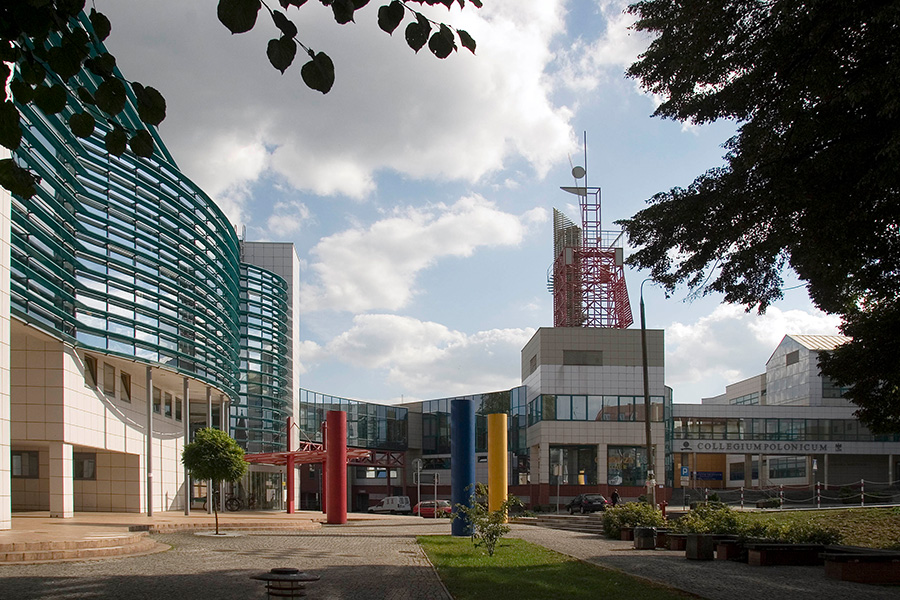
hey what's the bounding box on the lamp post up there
[640,278,656,509]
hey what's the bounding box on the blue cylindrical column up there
[451,398,476,537]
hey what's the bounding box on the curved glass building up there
[1,15,295,519]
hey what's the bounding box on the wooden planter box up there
[620,527,634,541]
[655,529,669,549]
[822,551,900,584]
[668,534,687,551]
[746,543,825,566]
[686,534,715,561]
[716,539,743,561]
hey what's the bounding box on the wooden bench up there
[821,551,900,584]
[745,543,825,566]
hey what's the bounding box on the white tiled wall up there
[0,162,11,529]
[9,324,193,513]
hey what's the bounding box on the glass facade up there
[528,394,667,424]
[10,17,295,458]
[672,416,900,442]
[421,387,528,455]
[607,446,650,486]
[234,264,292,453]
[298,389,408,451]
[549,445,597,485]
[11,23,242,399]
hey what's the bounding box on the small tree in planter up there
[182,428,248,535]
[453,483,523,557]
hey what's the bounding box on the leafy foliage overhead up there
[1,0,478,198]
[1,2,167,197]
[618,1,900,432]
[217,0,479,94]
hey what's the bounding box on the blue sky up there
[101,0,840,404]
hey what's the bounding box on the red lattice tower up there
[551,187,632,329]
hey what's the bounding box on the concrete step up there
[0,532,168,564]
[133,520,321,534]
[512,514,607,535]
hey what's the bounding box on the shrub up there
[602,502,665,538]
[759,519,842,545]
[670,503,743,535]
[669,504,842,545]
[453,483,523,557]
[756,497,782,509]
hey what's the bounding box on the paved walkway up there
[0,513,897,599]
[509,525,900,600]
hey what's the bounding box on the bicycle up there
[202,491,244,511]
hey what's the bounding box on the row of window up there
[672,417,900,442]
[84,354,184,422]
[529,394,666,424]
[548,445,651,487]
[11,451,97,480]
[729,457,806,480]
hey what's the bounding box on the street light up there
[640,278,656,509]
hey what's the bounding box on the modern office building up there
[0,16,298,526]
[4,13,898,530]
[673,335,900,492]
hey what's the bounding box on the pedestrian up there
[611,489,620,507]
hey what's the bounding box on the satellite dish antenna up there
[571,166,586,180]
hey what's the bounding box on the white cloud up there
[299,314,534,397]
[665,304,841,402]
[301,195,539,312]
[556,0,649,93]
[265,199,312,238]
[102,1,577,222]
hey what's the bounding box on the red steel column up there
[325,410,347,524]
[286,416,295,514]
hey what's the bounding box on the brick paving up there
[0,517,453,600]
[1,514,898,599]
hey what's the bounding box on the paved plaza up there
[0,515,897,599]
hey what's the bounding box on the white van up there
[367,496,412,514]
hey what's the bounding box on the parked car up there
[413,500,452,518]
[566,493,609,514]
[367,496,412,514]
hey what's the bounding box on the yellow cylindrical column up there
[487,413,508,516]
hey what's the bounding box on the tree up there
[618,1,900,432]
[182,428,249,534]
[1,0,479,198]
[452,482,522,557]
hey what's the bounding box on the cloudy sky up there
[101,0,840,405]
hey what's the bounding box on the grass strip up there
[418,535,696,600]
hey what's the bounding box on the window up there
[529,355,537,373]
[164,392,173,418]
[84,355,97,387]
[786,350,800,366]
[103,363,116,396]
[551,445,598,485]
[563,350,603,366]
[607,446,649,487]
[175,396,182,421]
[153,387,161,413]
[120,371,132,403]
[12,451,39,478]
[74,453,97,480]
[769,457,806,479]
[822,377,849,398]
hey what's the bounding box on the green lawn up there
[742,507,900,549]
[418,536,696,600]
